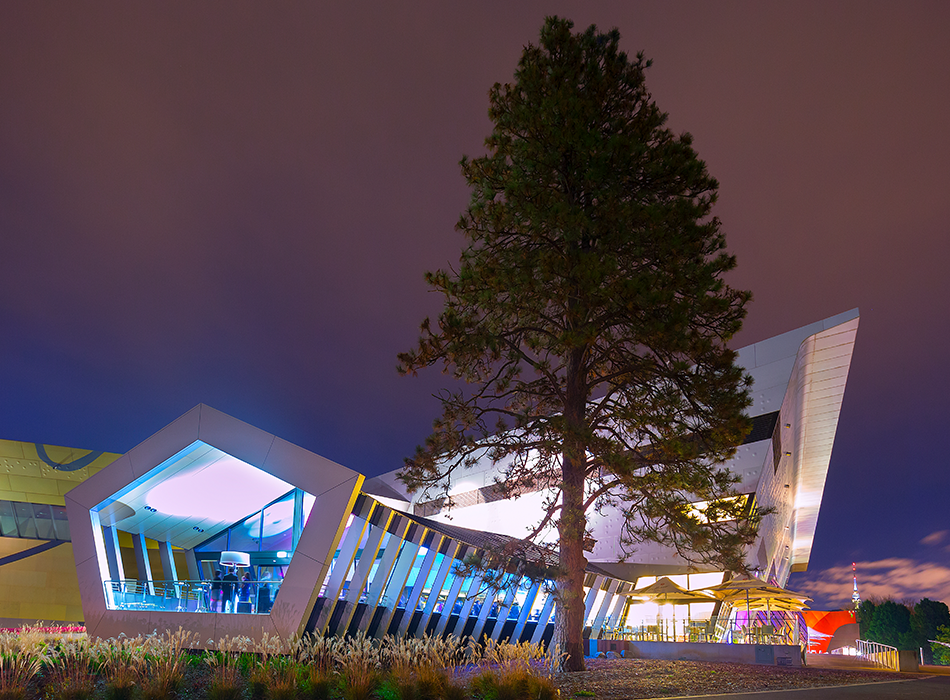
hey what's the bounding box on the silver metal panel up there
[131,532,154,594]
[469,575,501,640]
[127,407,202,480]
[418,540,461,634]
[605,584,632,630]
[74,556,107,636]
[262,436,358,500]
[396,534,442,636]
[589,578,620,639]
[158,541,178,595]
[102,525,124,581]
[337,506,393,634]
[583,575,605,622]
[373,524,425,638]
[510,580,540,643]
[184,549,201,580]
[280,476,363,640]
[312,499,373,633]
[195,405,276,469]
[450,570,486,637]
[487,579,520,642]
[64,454,136,511]
[360,517,410,622]
[529,588,556,645]
[433,546,470,637]
[788,316,859,571]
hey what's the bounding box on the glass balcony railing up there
[103,579,282,614]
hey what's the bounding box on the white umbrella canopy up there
[718,592,810,612]
[700,576,811,614]
[631,576,718,605]
[629,577,717,638]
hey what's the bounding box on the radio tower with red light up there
[851,562,862,609]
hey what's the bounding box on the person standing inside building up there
[257,569,273,613]
[211,570,223,612]
[222,567,239,613]
[239,572,252,613]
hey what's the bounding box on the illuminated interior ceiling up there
[790,313,859,570]
[93,440,299,550]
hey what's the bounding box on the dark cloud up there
[793,559,950,609]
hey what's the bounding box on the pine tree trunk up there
[554,348,589,672]
[554,457,588,671]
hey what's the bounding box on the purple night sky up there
[2,2,948,609]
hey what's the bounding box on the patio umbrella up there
[718,592,810,612]
[631,576,718,604]
[630,577,717,636]
[700,576,811,615]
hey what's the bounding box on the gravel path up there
[554,658,914,698]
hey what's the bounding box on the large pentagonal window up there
[66,405,362,646]
[92,440,318,614]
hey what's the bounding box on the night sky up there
[2,2,948,610]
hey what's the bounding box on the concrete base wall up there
[590,639,803,667]
[897,650,919,673]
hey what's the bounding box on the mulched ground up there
[553,658,914,699]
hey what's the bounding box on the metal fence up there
[600,612,804,646]
[856,639,899,670]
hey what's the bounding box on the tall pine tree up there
[399,17,759,670]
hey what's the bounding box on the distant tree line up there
[857,598,950,664]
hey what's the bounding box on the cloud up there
[920,530,949,546]
[792,558,950,609]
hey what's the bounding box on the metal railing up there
[856,639,899,670]
[103,579,281,614]
[600,612,803,646]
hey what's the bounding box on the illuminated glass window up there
[685,494,754,523]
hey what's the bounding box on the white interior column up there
[102,525,125,582]
[131,532,155,595]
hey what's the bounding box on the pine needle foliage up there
[399,16,761,670]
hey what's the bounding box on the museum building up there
[0,311,858,648]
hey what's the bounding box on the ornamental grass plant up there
[41,639,95,700]
[204,636,251,700]
[469,638,561,700]
[0,652,42,700]
[139,628,195,700]
[334,634,382,700]
[91,634,148,700]
[1,625,566,700]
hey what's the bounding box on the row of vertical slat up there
[308,494,637,645]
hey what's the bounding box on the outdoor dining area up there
[599,575,811,647]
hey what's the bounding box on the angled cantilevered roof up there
[736,309,859,572]
[65,404,363,646]
[789,313,859,570]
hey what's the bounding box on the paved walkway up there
[655,676,950,699]
[804,652,886,671]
